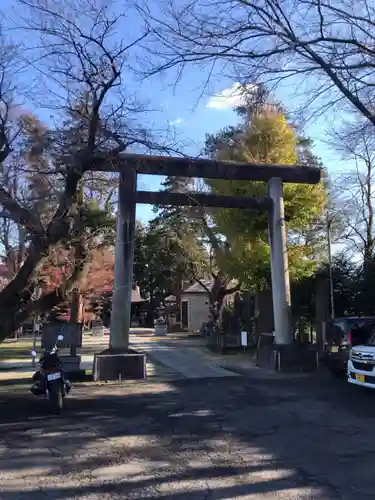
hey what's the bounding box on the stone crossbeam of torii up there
[103,153,321,350]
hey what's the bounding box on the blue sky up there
[133,76,342,223]
[1,0,346,225]
[134,89,248,222]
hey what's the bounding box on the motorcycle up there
[30,334,71,413]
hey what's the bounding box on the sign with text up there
[41,323,83,349]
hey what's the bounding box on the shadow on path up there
[0,372,374,498]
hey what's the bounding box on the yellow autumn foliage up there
[205,112,326,286]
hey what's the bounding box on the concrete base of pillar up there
[256,344,319,373]
[256,345,278,370]
[92,348,147,382]
[60,355,81,372]
[60,356,88,381]
[67,369,91,382]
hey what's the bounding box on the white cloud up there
[169,117,185,126]
[206,83,257,110]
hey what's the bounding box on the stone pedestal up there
[257,345,278,370]
[93,349,147,382]
[276,345,319,372]
[257,344,319,372]
[60,355,81,372]
[60,355,88,381]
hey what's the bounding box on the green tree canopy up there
[205,111,326,287]
[133,221,208,303]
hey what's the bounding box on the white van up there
[348,330,375,388]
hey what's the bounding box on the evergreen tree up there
[152,175,193,232]
[204,108,326,288]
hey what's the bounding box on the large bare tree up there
[137,0,375,127]
[0,0,175,341]
[332,124,375,263]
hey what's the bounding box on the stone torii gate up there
[107,153,321,355]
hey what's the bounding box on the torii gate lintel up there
[109,154,321,350]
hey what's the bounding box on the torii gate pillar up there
[268,177,293,345]
[109,168,137,350]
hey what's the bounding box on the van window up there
[349,319,375,345]
[327,321,346,344]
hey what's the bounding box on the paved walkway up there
[0,332,241,382]
[131,336,240,379]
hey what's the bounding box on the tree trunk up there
[174,277,183,322]
[0,287,66,342]
[0,236,91,343]
[70,289,84,323]
[208,274,231,328]
[69,288,84,357]
[255,288,274,335]
[208,297,225,327]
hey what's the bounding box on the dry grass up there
[0,338,36,361]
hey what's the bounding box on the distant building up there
[175,280,237,332]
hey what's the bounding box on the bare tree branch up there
[137,0,375,125]
[330,117,375,260]
[0,0,175,341]
[0,187,44,234]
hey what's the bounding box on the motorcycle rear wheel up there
[48,381,64,414]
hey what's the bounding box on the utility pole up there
[326,214,335,320]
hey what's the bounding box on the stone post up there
[268,177,293,345]
[110,168,137,350]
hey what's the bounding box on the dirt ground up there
[1,371,375,499]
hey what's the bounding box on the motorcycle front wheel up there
[47,380,64,414]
